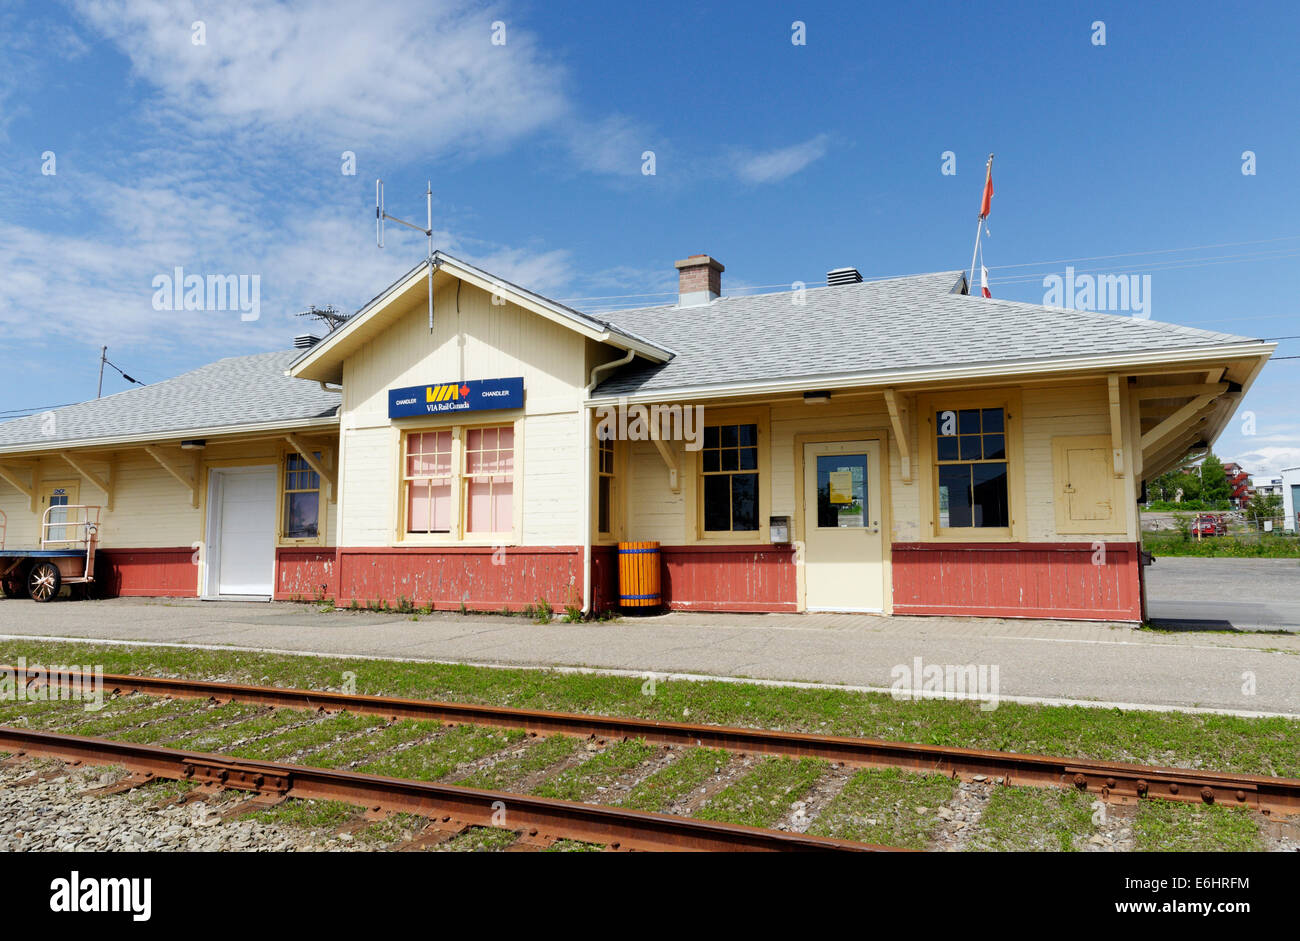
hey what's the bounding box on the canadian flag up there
[980,265,992,298]
[979,160,994,218]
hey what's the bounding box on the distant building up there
[1255,477,1284,498]
[1222,462,1252,507]
[1283,467,1300,532]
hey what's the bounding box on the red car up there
[1190,515,1226,537]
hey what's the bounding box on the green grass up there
[222,713,384,763]
[809,768,958,848]
[546,839,604,852]
[695,757,827,828]
[357,813,427,845]
[1143,533,1300,558]
[3,638,1299,777]
[619,747,730,813]
[1132,800,1262,852]
[110,702,265,744]
[0,696,110,725]
[169,708,316,752]
[129,778,195,804]
[53,697,212,736]
[299,719,444,769]
[965,785,1096,851]
[355,725,526,781]
[531,739,658,802]
[246,798,360,831]
[436,826,519,852]
[455,733,580,792]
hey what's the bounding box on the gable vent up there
[827,267,863,285]
[294,333,321,350]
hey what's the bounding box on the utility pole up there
[96,346,107,398]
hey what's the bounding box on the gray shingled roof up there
[0,350,339,451]
[593,271,1262,397]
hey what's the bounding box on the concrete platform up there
[0,579,1297,716]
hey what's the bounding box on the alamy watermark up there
[151,267,261,322]
[890,656,1000,711]
[1042,265,1150,319]
[1,658,105,712]
[594,397,705,451]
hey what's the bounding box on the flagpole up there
[968,216,983,293]
[969,153,994,293]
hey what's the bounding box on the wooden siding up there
[95,548,199,597]
[337,278,587,547]
[0,438,337,554]
[660,545,798,612]
[335,546,582,610]
[275,547,337,601]
[891,541,1143,621]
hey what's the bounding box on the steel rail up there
[9,666,1300,816]
[0,726,888,852]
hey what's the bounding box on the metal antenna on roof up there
[376,179,437,333]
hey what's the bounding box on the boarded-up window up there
[1052,434,1125,534]
[1065,447,1111,520]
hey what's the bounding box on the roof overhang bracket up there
[0,464,36,513]
[284,434,338,503]
[1107,374,1125,478]
[1134,382,1228,400]
[651,438,680,493]
[883,389,912,483]
[144,446,198,508]
[61,453,115,510]
[1140,394,1218,458]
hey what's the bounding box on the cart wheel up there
[27,562,61,602]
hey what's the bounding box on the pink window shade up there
[405,430,453,533]
[465,425,514,533]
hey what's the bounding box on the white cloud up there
[71,0,570,158]
[734,134,829,184]
[1220,446,1300,479]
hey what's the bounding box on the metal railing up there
[40,504,100,581]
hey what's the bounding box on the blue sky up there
[1,0,1297,475]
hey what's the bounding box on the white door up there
[208,467,277,599]
[802,440,884,612]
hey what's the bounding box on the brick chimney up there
[675,254,724,307]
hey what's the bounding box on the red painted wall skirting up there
[95,548,198,598]
[274,547,338,602]
[890,541,1143,621]
[659,544,799,613]
[333,546,583,612]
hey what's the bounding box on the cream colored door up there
[40,481,80,544]
[802,441,884,612]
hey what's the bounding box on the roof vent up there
[294,333,321,350]
[827,267,863,286]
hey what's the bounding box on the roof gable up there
[289,251,674,384]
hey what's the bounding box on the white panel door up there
[216,467,277,598]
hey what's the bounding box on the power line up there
[987,234,1300,271]
[0,402,80,418]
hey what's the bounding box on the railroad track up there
[7,666,1300,819]
[0,725,886,852]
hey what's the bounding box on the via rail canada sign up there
[388,377,524,418]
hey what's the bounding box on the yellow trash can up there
[617,541,662,611]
